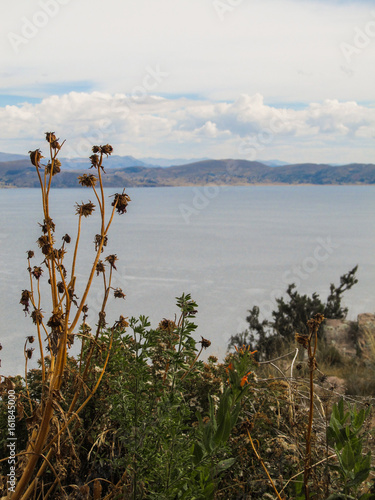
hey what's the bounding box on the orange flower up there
[240,371,252,387]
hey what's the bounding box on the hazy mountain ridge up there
[0,157,374,187]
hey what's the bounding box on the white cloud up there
[1,0,375,104]
[0,91,374,163]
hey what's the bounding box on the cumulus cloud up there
[0,92,374,162]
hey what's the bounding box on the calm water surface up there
[0,186,374,375]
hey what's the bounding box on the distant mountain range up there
[0,154,374,187]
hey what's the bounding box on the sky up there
[0,0,374,163]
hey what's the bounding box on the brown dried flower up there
[27,336,35,343]
[37,235,53,256]
[75,201,95,218]
[113,288,126,299]
[32,266,43,280]
[57,281,65,294]
[46,159,61,176]
[89,154,100,168]
[113,315,129,329]
[45,132,57,143]
[112,192,131,215]
[295,332,309,349]
[200,336,211,349]
[27,250,34,259]
[92,146,100,154]
[78,173,98,187]
[29,149,43,167]
[96,260,105,275]
[94,234,108,252]
[158,319,176,332]
[47,312,65,330]
[100,144,113,156]
[31,309,44,325]
[20,290,31,314]
[105,254,118,270]
[62,234,71,244]
[26,348,34,360]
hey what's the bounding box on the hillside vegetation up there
[1,158,375,187]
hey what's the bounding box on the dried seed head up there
[27,336,35,343]
[26,348,34,360]
[96,260,105,276]
[112,192,131,215]
[158,319,176,332]
[78,173,98,187]
[98,311,107,329]
[31,309,44,325]
[100,144,113,156]
[57,281,65,294]
[45,132,57,143]
[200,336,211,349]
[92,146,100,154]
[105,254,118,270]
[89,154,100,168]
[114,315,129,329]
[94,234,108,252]
[46,159,61,176]
[27,250,34,259]
[39,217,55,234]
[32,266,43,280]
[113,288,126,299]
[20,290,31,314]
[75,201,95,218]
[82,304,89,314]
[29,149,43,167]
[62,234,71,244]
[295,332,309,349]
[37,235,54,256]
[47,312,65,330]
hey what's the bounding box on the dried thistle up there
[45,132,57,143]
[75,201,95,218]
[94,234,108,252]
[46,159,61,176]
[31,266,43,280]
[26,348,35,360]
[105,254,118,270]
[295,332,309,349]
[96,261,105,276]
[89,154,100,169]
[100,144,113,156]
[158,318,176,332]
[47,312,65,330]
[29,149,43,167]
[78,173,98,187]
[200,336,211,349]
[112,192,131,215]
[113,288,125,299]
[20,290,31,314]
[113,315,129,329]
[31,309,44,325]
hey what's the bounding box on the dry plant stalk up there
[295,313,325,500]
[12,134,130,499]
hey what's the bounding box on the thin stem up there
[247,429,282,500]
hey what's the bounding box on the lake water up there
[0,186,374,376]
